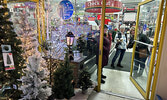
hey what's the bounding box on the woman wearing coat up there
[96,25,110,84]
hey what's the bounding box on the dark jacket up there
[127,35,134,49]
[96,36,110,67]
[135,34,151,59]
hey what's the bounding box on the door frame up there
[150,1,167,99]
[97,0,107,92]
[129,0,164,99]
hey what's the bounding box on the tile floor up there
[88,68,145,100]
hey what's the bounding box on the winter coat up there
[96,36,110,67]
[135,33,151,59]
[127,35,134,49]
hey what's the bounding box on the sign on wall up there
[57,0,74,20]
[85,0,122,13]
[124,13,136,22]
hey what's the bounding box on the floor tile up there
[108,95,124,100]
[88,91,110,100]
[90,69,144,100]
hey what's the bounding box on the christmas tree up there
[0,7,25,98]
[77,35,86,53]
[77,68,92,92]
[52,52,75,99]
[18,55,51,100]
[13,8,48,76]
[14,11,38,61]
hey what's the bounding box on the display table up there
[44,56,87,87]
[62,56,87,87]
[72,56,87,85]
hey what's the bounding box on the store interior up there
[0,0,166,100]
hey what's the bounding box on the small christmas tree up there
[18,55,51,100]
[77,35,86,53]
[52,52,74,99]
[0,7,25,98]
[77,68,92,93]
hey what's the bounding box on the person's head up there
[99,25,108,34]
[130,26,135,35]
[119,24,126,33]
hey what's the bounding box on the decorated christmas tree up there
[77,68,92,93]
[0,7,25,98]
[14,11,38,61]
[14,8,48,76]
[18,55,51,100]
[52,52,75,99]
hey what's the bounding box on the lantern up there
[66,32,75,46]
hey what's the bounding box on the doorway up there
[91,0,166,99]
[91,47,144,99]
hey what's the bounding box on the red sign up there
[105,19,111,25]
[85,0,122,13]
[88,17,96,21]
[97,15,101,20]
[123,7,137,12]
[78,17,80,22]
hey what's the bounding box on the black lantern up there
[66,31,75,46]
[66,32,75,61]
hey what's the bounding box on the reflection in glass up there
[132,0,160,92]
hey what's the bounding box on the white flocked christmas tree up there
[18,55,51,100]
[14,10,38,61]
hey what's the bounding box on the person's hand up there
[117,39,120,42]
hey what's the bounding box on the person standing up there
[133,33,151,77]
[111,24,127,68]
[126,26,151,77]
[127,26,135,49]
[96,25,110,84]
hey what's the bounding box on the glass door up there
[130,0,164,99]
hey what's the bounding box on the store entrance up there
[90,46,144,99]
[90,0,165,99]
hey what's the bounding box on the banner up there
[85,0,122,13]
